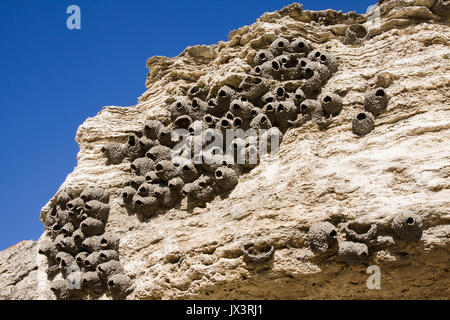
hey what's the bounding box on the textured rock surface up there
[0,241,39,300]
[1,1,449,299]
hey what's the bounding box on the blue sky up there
[0,0,376,250]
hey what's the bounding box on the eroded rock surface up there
[0,241,39,300]
[1,0,449,299]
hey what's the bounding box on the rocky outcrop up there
[1,0,449,299]
[0,241,39,300]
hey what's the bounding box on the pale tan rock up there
[0,241,39,300]
[2,1,450,299]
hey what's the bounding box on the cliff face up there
[0,241,40,300]
[1,0,449,300]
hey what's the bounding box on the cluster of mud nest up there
[104,37,346,220]
[39,189,133,299]
[103,36,391,222]
[307,212,423,266]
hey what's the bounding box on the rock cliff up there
[1,0,449,299]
